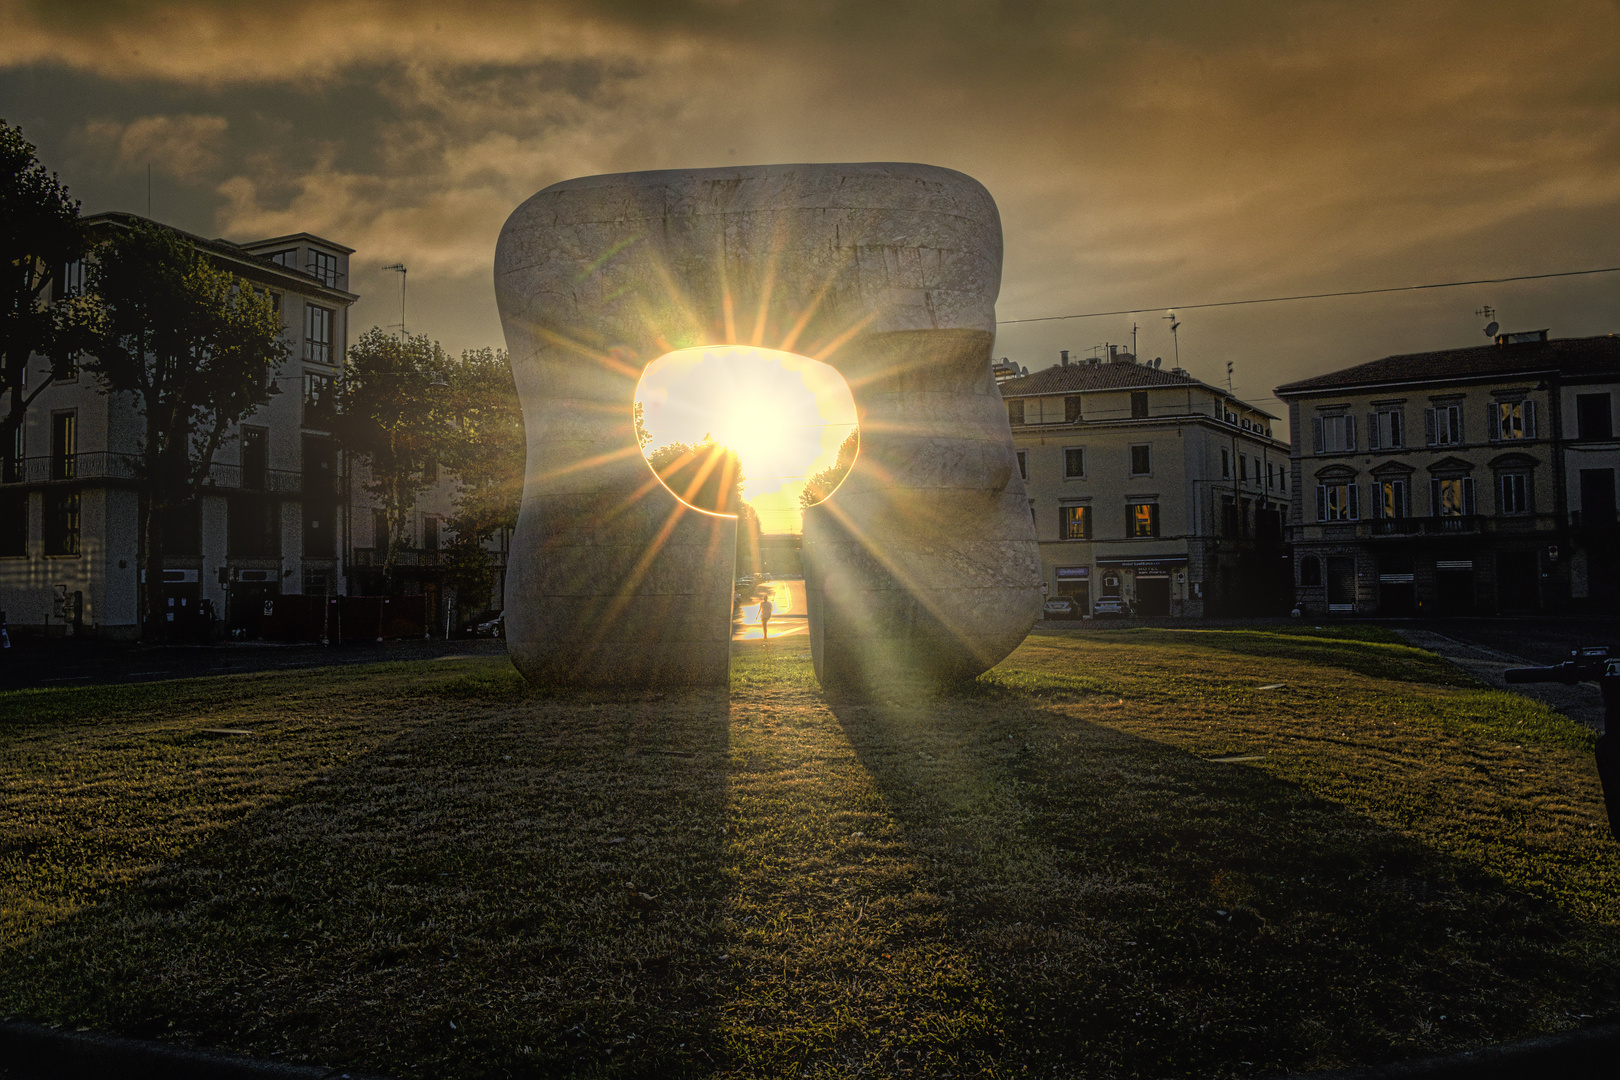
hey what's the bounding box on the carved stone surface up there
[494,162,1040,687]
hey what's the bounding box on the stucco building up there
[1275,330,1620,615]
[1001,350,1292,618]
[0,213,358,638]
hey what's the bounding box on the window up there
[1374,479,1408,519]
[1252,457,1262,483]
[1425,403,1463,446]
[1368,407,1404,450]
[422,515,440,553]
[43,490,78,555]
[1316,482,1359,521]
[229,497,280,556]
[1007,399,1025,426]
[163,501,201,557]
[55,258,85,301]
[1239,454,1247,482]
[1581,468,1616,525]
[1129,444,1151,476]
[50,411,75,480]
[1015,450,1027,481]
[308,250,340,288]
[1064,396,1083,423]
[1577,394,1613,440]
[1221,448,1230,478]
[305,305,334,364]
[1430,476,1476,517]
[0,490,25,556]
[4,421,21,483]
[1063,447,1085,479]
[1279,470,1286,494]
[1299,555,1322,586]
[373,509,391,552]
[1498,473,1531,515]
[241,426,268,490]
[1494,399,1535,441]
[1130,392,1148,419]
[1062,504,1091,540]
[302,372,335,427]
[1267,462,1276,488]
[1127,502,1159,537]
[268,248,299,269]
[1313,412,1356,453]
[424,457,438,483]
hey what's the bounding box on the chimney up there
[1060,350,1070,366]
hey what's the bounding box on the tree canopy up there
[1,120,92,477]
[799,430,859,507]
[84,218,286,636]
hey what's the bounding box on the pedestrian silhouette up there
[759,594,773,640]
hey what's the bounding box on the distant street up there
[733,578,808,641]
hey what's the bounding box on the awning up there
[1095,556,1189,571]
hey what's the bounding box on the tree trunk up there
[140,492,168,642]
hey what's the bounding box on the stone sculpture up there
[494,162,1040,687]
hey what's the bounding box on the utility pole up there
[382,264,408,337]
[1163,311,1180,368]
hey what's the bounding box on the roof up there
[998,361,1202,396]
[82,212,359,303]
[998,360,1279,420]
[1276,334,1620,396]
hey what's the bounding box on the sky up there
[5,0,1619,434]
[636,347,858,532]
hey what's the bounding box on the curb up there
[1275,1020,1620,1079]
[0,1020,396,1080]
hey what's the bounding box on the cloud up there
[81,113,229,176]
[9,0,1620,387]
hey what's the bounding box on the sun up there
[634,345,857,531]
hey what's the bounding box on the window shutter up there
[1312,417,1324,453]
[1450,406,1462,444]
[1150,503,1160,536]
[1348,483,1360,520]
[1425,407,1436,446]
[1367,413,1380,450]
[1524,399,1536,439]
[1391,411,1403,447]
[1316,485,1327,521]
[1396,480,1407,517]
[1463,476,1475,515]
[1430,478,1440,515]
[1345,415,1356,451]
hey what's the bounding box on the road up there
[733,578,808,641]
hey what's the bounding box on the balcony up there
[1365,515,1482,538]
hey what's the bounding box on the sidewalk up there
[1394,627,1607,730]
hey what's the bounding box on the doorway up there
[1135,575,1171,616]
[1496,550,1539,612]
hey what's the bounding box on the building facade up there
[1275,331,1620,615]
[1001,351,1292,618]
[0,214,358,638]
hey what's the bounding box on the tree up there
[440,346,524,618]
[1,120,93,480]
[799,429,859,507]
[84,220,284,638]
[647,436,747,515]
[338,327,449,592]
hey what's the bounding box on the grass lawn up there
[2,626,1619,1078]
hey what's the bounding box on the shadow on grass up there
[1,680,736,1080]
[820,684,1620,1077]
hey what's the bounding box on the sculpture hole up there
[634,345,858,531]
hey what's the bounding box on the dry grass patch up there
[1,628,1618,1078]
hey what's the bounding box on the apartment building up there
[1275,331,1620,615]
[0,213,358,638]
[1001,350,1292,618]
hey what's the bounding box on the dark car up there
[472,611,506,638]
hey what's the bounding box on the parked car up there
[1091,598,1133,618]
[1042,597,1078,619]
[472,611,506,638]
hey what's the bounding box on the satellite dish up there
[1484,321,1500,338]
[1153,357,1162,368]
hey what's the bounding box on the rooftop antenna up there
[1163,310,1181,368]
[1131,321,1139,360]
[382,264,408,337]
[1477,304,1499,338]
[1226,360,1234,391]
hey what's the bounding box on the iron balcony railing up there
[1,453,334,496]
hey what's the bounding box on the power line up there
[996,264,1620,326]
